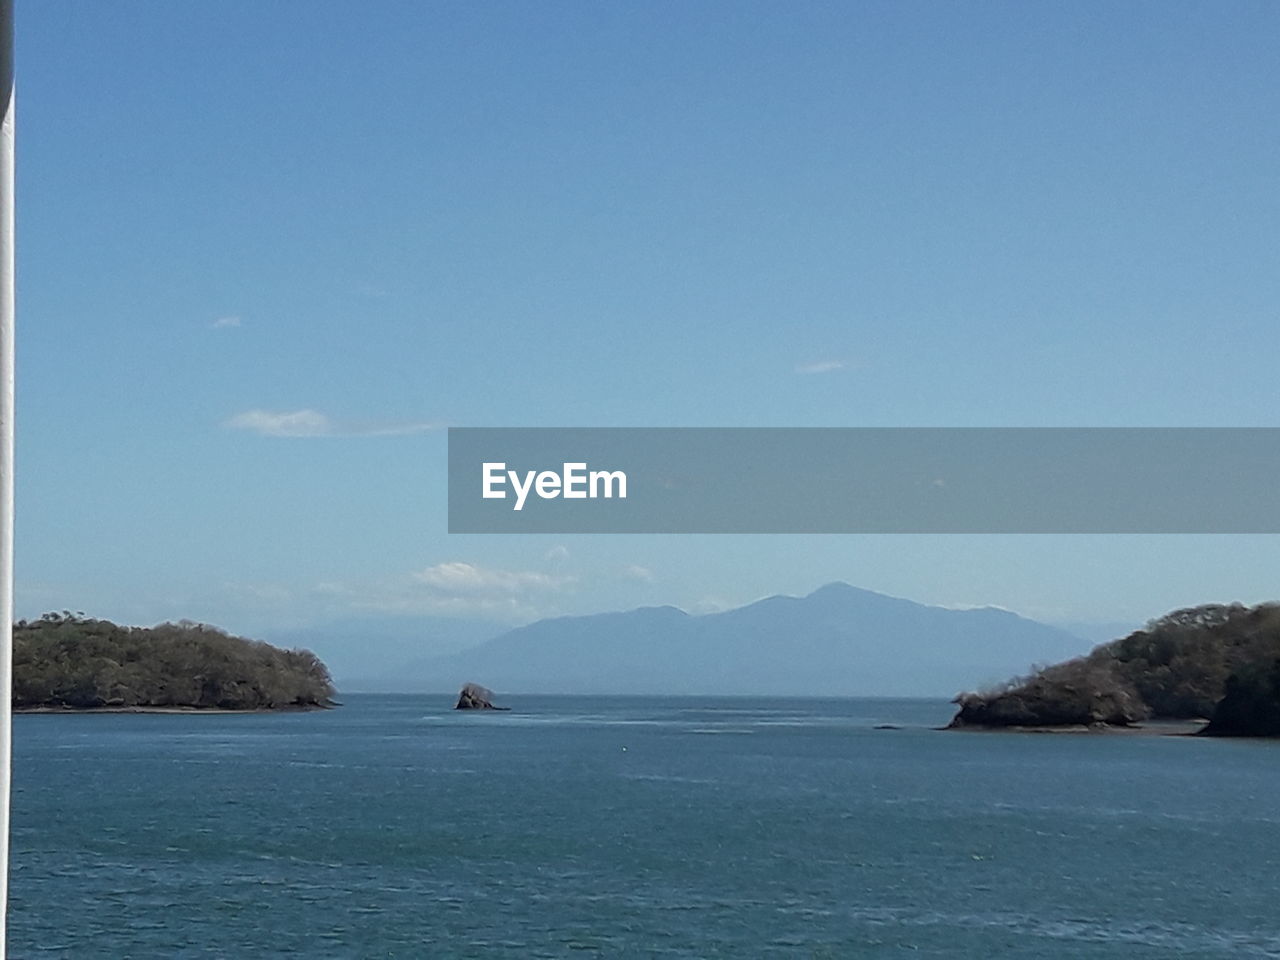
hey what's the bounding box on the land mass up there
[950,602,1280,737]
[13,613,337,712]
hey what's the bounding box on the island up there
[455,683,509,710]
[12,612,337,712]
[949,602,1280,736]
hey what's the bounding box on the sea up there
[9,695,1280,958]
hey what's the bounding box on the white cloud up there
[211,315,242,329]
[258,563,575,623]
[794,360,846,375]
[621,564,654,582]
[413,561,570,595]
[398,561,575,619]
[226,409,332,437]
[224,408,438,438]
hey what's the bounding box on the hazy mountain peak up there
[398,583,1088,697]
[807,581,873,599]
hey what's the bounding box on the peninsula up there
[950,602,1280,736]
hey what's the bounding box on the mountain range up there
[309,583,1094,697]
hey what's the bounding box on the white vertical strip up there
[0,0,14,954]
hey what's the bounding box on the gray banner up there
[447,428,1280,533]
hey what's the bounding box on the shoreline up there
[945,718,1209,736]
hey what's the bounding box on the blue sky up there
[13,2,1280,640]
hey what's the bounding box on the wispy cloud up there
[211,315,242,329]
[322,561,580,619]
[794,360,846,375]
[413,561,571,596]
[247,561,577,624]
[408,561,575,618]
[621,564,654,582]
[224,408,438,438]
[226,409,331,437]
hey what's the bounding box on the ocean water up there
[10,695,1280,958]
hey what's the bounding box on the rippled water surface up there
[11,695,1280,958]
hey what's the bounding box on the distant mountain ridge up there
[408,582,1089,697]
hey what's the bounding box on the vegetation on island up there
[1203,657,1280,737]
[951,602,1280,736]
[13,612,336,711]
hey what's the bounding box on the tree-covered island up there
[12,613,336,712]
[951,602,1280,737]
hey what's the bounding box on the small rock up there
[455,682,510,711]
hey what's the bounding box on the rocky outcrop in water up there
[455,683,508,710]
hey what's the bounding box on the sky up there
[12,1,1280,643]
